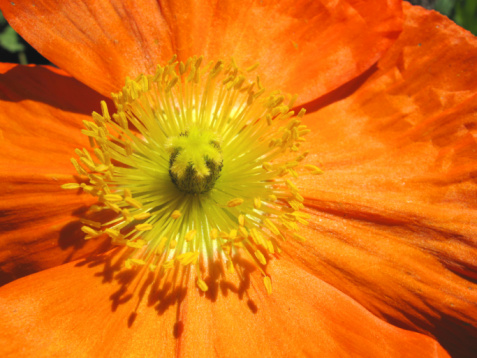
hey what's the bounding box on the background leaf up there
[0,26,25,53]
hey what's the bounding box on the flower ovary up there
[166,127,223,194]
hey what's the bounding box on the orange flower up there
[0,1,476,357]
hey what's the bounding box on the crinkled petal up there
[1,0,403,104]
[0,64,111,285]
[0,253,449,357]
[293,4,477,356]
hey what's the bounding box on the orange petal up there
[0,254,449,357]
[0,64,111,285]
[160,0,404,105]
[0,0,175,98]
[292,4,477,356]
[1,0,402,104]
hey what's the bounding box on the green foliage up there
[454,0,477,34]
[435,0,477,35]
[0,26,25,53]
[0,10,25,53]
[0,10,27,64]
[435,0,457,15]
[0,10,6,26]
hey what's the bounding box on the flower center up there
[63,56,322,294]
[167,127,223,194]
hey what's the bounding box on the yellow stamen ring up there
[65,56,315,294]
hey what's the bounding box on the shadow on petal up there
[73,246,261,337]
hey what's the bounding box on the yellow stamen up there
[264,276,272,294]
[133,212,151,220]
[171,210,182,219]
[135,223,153,231]
[197,278,209,292]
[61,183,80,189]
[185,230,197,242]
[227,198,244,207]
[65,56,317,295]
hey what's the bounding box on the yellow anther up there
[294,192,304,202]
[133,212,151,220]
[255,250,266,265]
[100,100,111,121]
[288,93,298,108]
[125,197,143,209]
[123,188,132,198]
[81,226,100,236]
[104,194,123,202]
[107,203,121,213]
[286,179,298,192]
[228,229,237,240]
[79,183,94,193]
[250,228,264,246]
[105,228,121,240]
[227,260,235,273]
[80,219,102,229]
[288,200,304,210]
[135,223,153,231]
[305,165,323,174]
[126,239,147,249]
[89,205,103,212]
[246,63,259,72]
[197,278,209,292]
[263,276,272,294]
[238,226,248,238]
[253,197,262,209]
[185,230,197,242]
[131,258,146,266]
[171,210,182,219]
[254,88,266,98]
[210,228,218,240]
[176,252,199,266]
[266,239,275,254]
[165,76,178,92]
[268,195,277,202]
[122,209,132,221]
[80,157,96,171]
[118,111,128,129]
[61,183,80,190]
[170,239,177,249]
[70,158,87,175]
[95,163,110,173]
[238,214,246,226]
[293,233,307,242]
[292,211,310,218]
[227,198,244,207]
[91,111,105,124]
[264,219,280,236]
[298,128,311,136]
[289,168,298,178]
